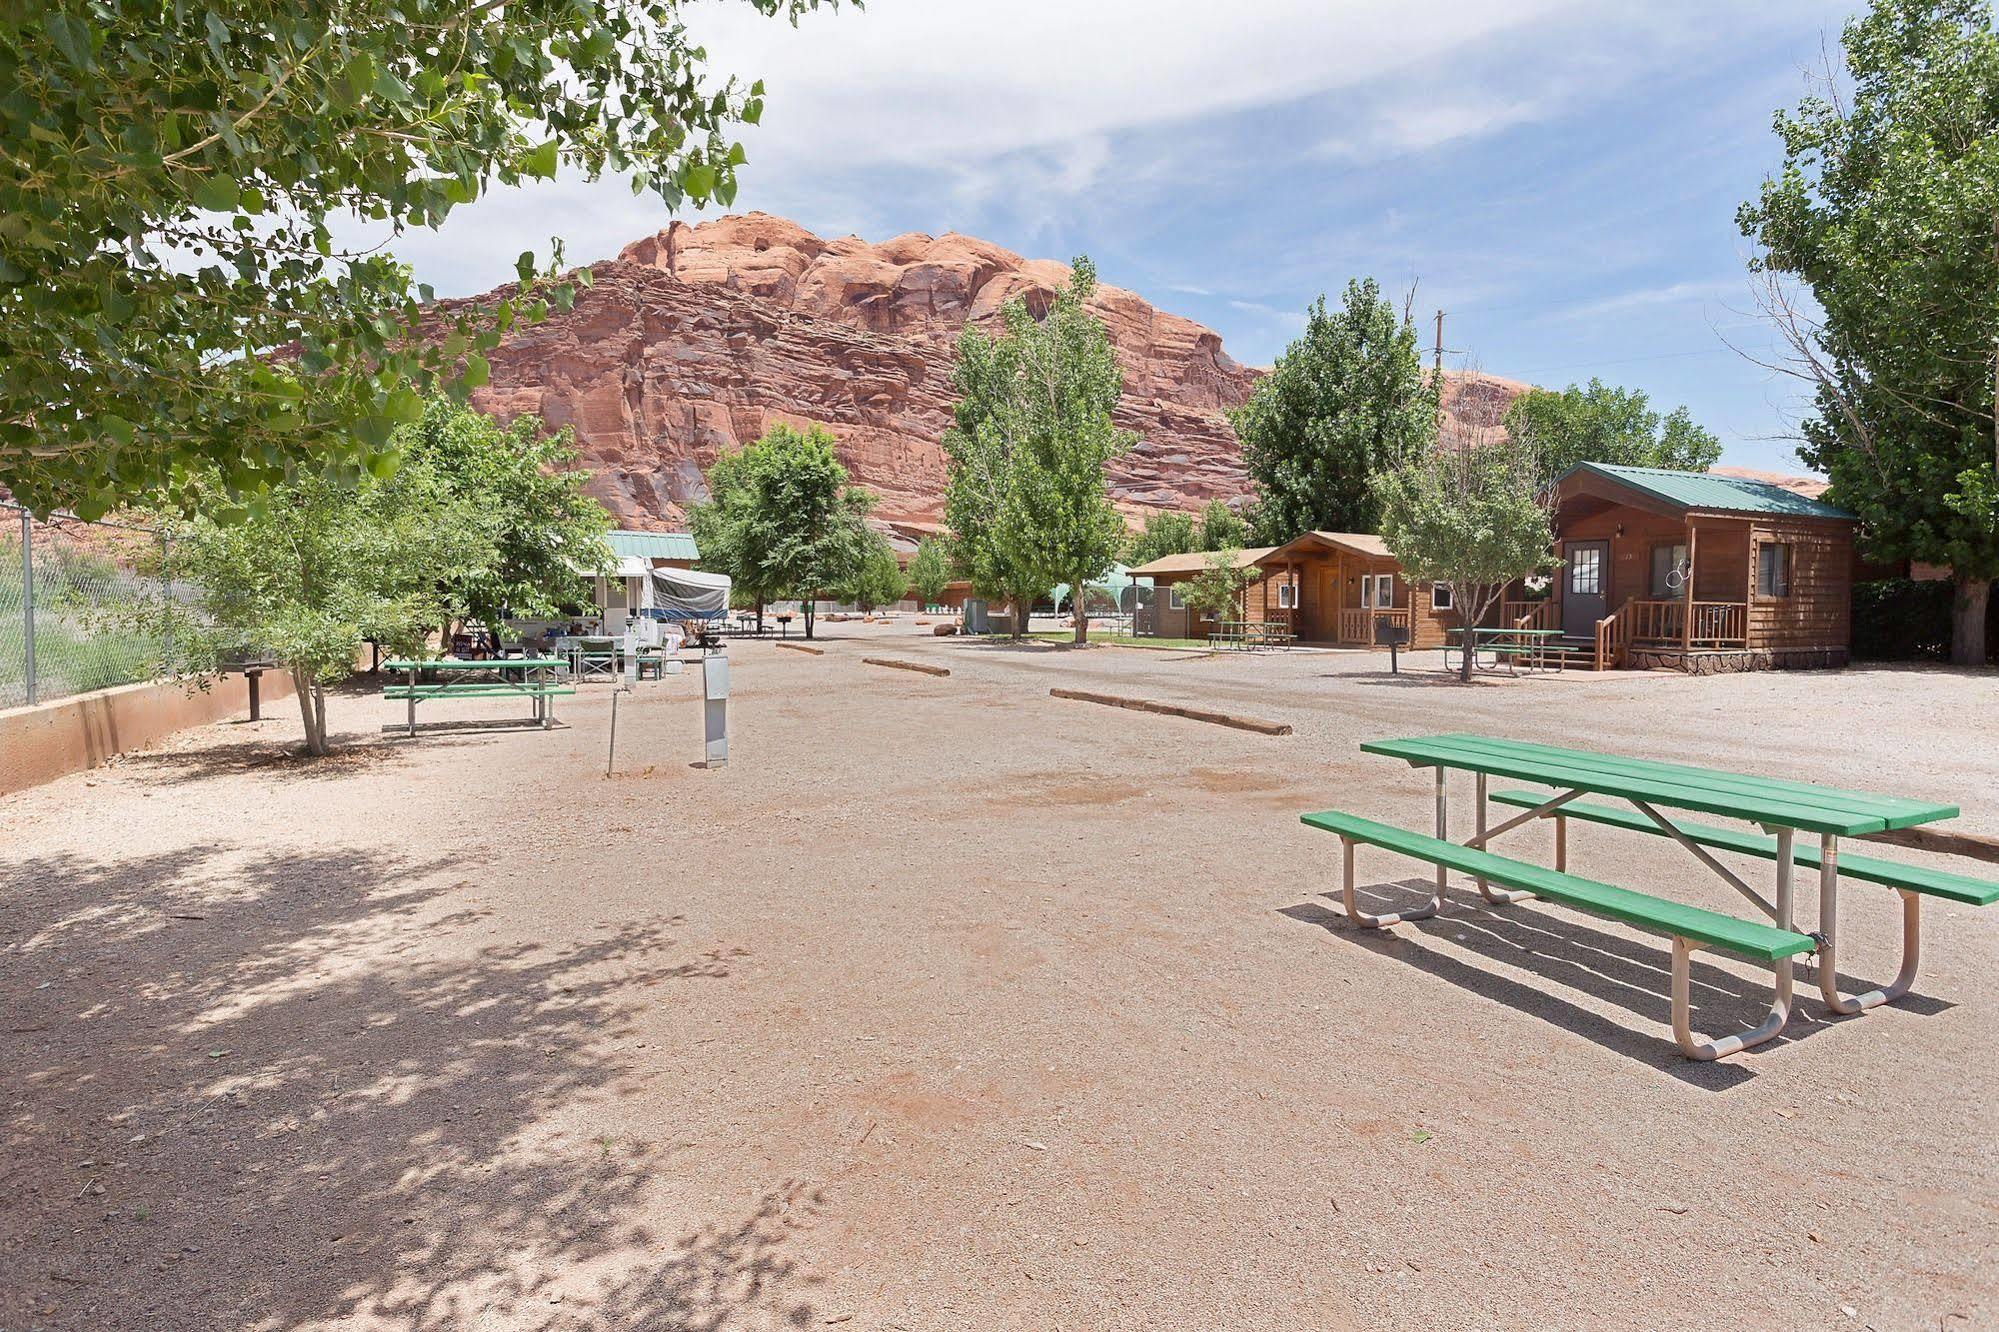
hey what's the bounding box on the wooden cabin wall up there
[1746,517,1853,652]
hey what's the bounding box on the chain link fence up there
[1,503,173,710]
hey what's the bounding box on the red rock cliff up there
[447,212,1524,528]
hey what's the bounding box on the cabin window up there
[1430,582,1454,611]
[1568,547,1602,596]
[1276,581,1297,609]
[1167,584,1187,611]
[1649,543,1688,598]
[1757,542,1792,597]
[1361,573,1395,608]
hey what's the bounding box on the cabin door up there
[1562,541,1609,636]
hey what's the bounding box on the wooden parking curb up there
[1048,687,1291,736]
[863,657,950,677]
[1866,825,1999,867]
[774,642,825,655]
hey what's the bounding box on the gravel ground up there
[3,625,1996,1331]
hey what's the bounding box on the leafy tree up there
[0,0,835,519]
[1126,510,1199,566]
[1194,499,1251,551]
[941,256,1133,643]
[393,400,611,628]
[687,423,874,639]
[1173,550,1262,624]
[1739,0,1999,666]
[1233,281,1436,544]
[836,529,909,612]
[1502,379,1722,483]
[907,536,953,607]
[144,465,493,755]
[1373,434,1559,683]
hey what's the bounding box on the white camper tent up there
[641,565,731,622]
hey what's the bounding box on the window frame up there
[1276,581,1297,610]
[1167,583,1186,611]
[1648,542,1688,599]
[1756,542,1792,598]
[1361,572,1395,609]
[1567,546,1603,597]
[1430,581,1454,611]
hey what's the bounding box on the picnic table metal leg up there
[1433,767,1449,904]
[1339,836,1442,928]
[1471,772,1535,905]
[1815,835,1922,1015]
[1671,936,1794,1060]
[408,665,418,737]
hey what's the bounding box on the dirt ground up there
[3,626,1996,1332]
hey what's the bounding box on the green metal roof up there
[1563,462,1856,521]
[605,530,700,561]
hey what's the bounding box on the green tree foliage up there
[145,465,494,755]
[688,423,874,639]
[1195,499,1251,551]
[1232,281,1436,544]
[907,536,953,607]
[1125,510,1198,566]
[1173,550,1262,623]
[836,529,908,612]
[1739,0,1999,666]
[392,400,611,627]
[0,0,835,518]
[941,256,1133,643]
[1502,379,1722,483]
[1373,436,1559,682]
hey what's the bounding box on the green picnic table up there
[383,657,573,736]
[1300,733,1991,1059]
[1445,626,1566,674]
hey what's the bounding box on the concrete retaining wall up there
[0,672,294,798]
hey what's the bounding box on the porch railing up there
[1627,599,1748,648]
[1338,606,1409,644]
[1594,602,1631,671]
[1504,599,1557,631]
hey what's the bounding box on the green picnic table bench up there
[383,657,574,736]
[1300,733,1984,1060]
[1445,627,1568,674]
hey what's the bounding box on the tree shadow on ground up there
[1280,877,1951,1090]
[0,843,823,1331]
[112,733,491,788]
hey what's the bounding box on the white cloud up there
[687,0,1591,170]
[1557,278,1750,321]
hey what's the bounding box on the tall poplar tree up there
[1232,280,1436,544]
[1740,0,1999,665]
[942,257,1133,643]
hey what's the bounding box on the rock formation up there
[444,211,1528,529]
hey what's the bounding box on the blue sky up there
[361,0,1861,475]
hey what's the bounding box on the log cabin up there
[1541,462,1858,672]
[1129,533,1475,648]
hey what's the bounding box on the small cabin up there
[1128,547,1277,640]
[1251,530,1473,649]
[1128,532,1476,648]
[1546,463,1858,671]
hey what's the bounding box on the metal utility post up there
[702,652,728,768]
[20,508,36,707]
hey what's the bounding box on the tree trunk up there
[1073,577,1088,645]
[292,666,328,757]
[755,599,764,633]
[1951,575,1990,667]
[803,599,816,640]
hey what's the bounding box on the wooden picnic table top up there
[1454,626,1563,638]
[1359,733,1958,837]
[383,657,567,671]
